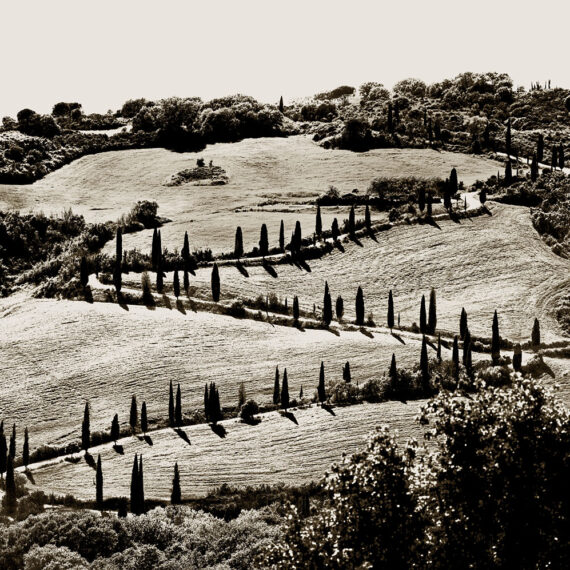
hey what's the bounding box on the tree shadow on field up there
[427,339,437,350]
[324,326,340,337]
[294,321,306,332]
[83,286,94,304]
[262,260,278,278]
[138,435,153,446]
[335,241,345,253]
[322,403,336,416]
[84,452,96,470]
[391,332,406,345]
[449,211,461,224]
[162,294,172,310]
[176,299,186,314]
[117,293,129,311]
[292,258,311,272]
[24,470,35,485]
[426,217,442,230]
[483,205,493,216]
[174,428,191,445]
[360,327,374,338]
[367,229,378,242]
[113,444,124,455]
[210,424,227,438]
[280,410,298,425]
[236,261,249,278]
[349,235,363,247]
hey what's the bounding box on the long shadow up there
[294,321,306,332]
[360,327,374,338]
[24,470,35,485]
[83,286,94,304]
[426,217,442,230]
[427,340,437,350]
[174,428,191,445]
[324,326,340,337]
[349,235,363,247]
[84,452,96,470]
[176,299,186,314]
[449,210,462,224]
[236,261,249,278]
[162,294,172,310]
[117,293,130,311]
[262,260,278,278]
[391,332,406,345]
[144,435,153,446]
[113,444,124,455]
[367,229,378,242]
[293,258,312,272]
[335,241,345,253]
[322,403,336,416]
[210,424,227,438]
[280,410,299,425]
[483,205,493,216]
[188,298,198,313]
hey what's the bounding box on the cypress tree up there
[129,396,137,433]
[419,295,427,334]
[449,168,458,195]
[156,259,164,294]
[279,96,284,113]
[420,335,430,392]
[480,188,487,204]
[234,227,244,259]
[259,224,269,257]
[273,366,280,405]
[460,308,468,340]
[343,361,351,383]
[171,463,182,505]
[428,288,437,334]
[141,402,148,434]
[559,144,565,169]
[299,386,304,399]
[80,256,88,288]
[551,147,557,170]
[505,160,512,184]
[9,425,15,459]
[279,220,285,252]
[211,263,220,302]
[465,344,473,375]
[505,118,511,155]
[491,310,501,363]
[169,381,175,427]
[355,286,365,326]
[238,382,246,410]
[175,384,182,427]
[0,434,6,477]
[317,361,326,403]
[452,335,459,378]
[426,193,433,218]
[418,187,426,212]
[113,228,122,293]
[437,333,442,361]
[96,454,103,506]
[315,205,322,237]
[23,427,29,468]
[364,204,371,231]
[173,270,180,298]
[151,228,158,270]
[294,221,302,254]
[513,343,523,371]
[336,295,344,321]
[537,133,544,162]
[281,369,290,410]
[183,267,189,293]
[203,384,209,422]
[348,205,355,236]
[322,281,332,325]
[111,414,120,443]
[389,353,398,384]
[81,403,90,451]
[387,289,394,331]
[531,153,539,181]
[3,456,16,514]
[531,318,541,347]
[293,295,300,323]
[331,218,340,241]
[182,231,190,265]
[463,329,471,366]
[130,454,139,514]
[138,455,145,514]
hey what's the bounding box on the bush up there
[240,399,259,421]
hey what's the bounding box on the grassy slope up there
[0,136,501,255]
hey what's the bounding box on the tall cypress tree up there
[348,205,355,236]
[80,256,89,288]
[418,188,426,212]
[537,133,544,162]
[331,218,340,241]
[113,227,122,293]
[315,205,322,237]
[279,96,284,113]
[173,270,180,298]
[279,220,285,252]
[531,318,541,347]
[151,228,158,270]
[419,295,427,334]
[169,381,175,427]
[183,266,189,293]
[130,454,139,514]
[111,414,120,443]
[449,168,458,195]
[175,384,182,427]
[259,224,269,257]
[460,308,468,340]
[513,343,523,371]
[558,144,565,169]
[463,329,471,366]
[294,221,302,254]
[3,456,16,514]
[491,310,501,363]
[96,454,103,507]
[182,231,190,267]
[428,288,437,334]
[465,344,473,375]
[273,366,280,405]
[281,368,290,410]
[437,333,442,361]
[81,403,90,451]
[389,353,398,388]
[365,204,371,231]
[9,424,15,459]
[141,402,148,434]
[531,153,539,181]
[420,335,430,392]
[452,335,459,378]
[211,263,220,302]
[322,281,332,325]
[343,361,351,383]
[355,286,365,326]
[171,463,182,505]
[336,295,344,321]
[505,159,513,184]
[505,117,512,155]
[234,226,244,259]
[293,295,300,323]
[23,428,29,468]
[551,147,558,170]
[318,361,326,404]
[129,396,137,433]
[388,289,394,331]
[426,192,433,218]
[0,434,6,477]
[156,258,164,294]
[138,455,145,514]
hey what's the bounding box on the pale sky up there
[1,0,568,117]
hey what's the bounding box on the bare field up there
[0,136,501,254]
[0,296,439,448]
[30,402,426,500]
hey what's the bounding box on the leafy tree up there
[173,270,180,298]
[80,256,88,288]
[343,361,351,383]
[460,308,468,340]
[141,402,148,434]
[322,281,332,325]
[171,463,182,504]
[279,220,285,251]
[281,369,290,410]
[388,290,394,331]
[419,295,427,334]
[355,286,365,326]
[111,414,120,443]
[420,335,430,392]
[96,455,103,507]
[293,295,299,323]
[238,382,246,410]
[211,263,220,302]
[259,224,269,257]
[23,428,29,468]
[428,288,437,334]
[129,396,138,433]
[81,403,90,451]
[491,310,501,362]
[348,205,356,236]
[318,362,326,403]
[364,204,371,231]
[234,226,244,259]
[331,218,340,241]
[513,343,522,371]
[531,317,541,347]
[315,205,322,237]
[336,295,344,321]
[175,384,182,427]
[273,366,280,405]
